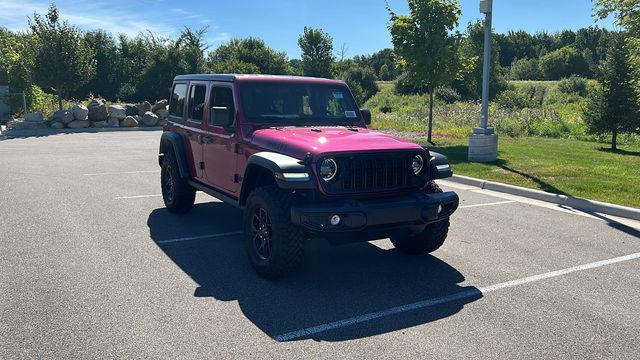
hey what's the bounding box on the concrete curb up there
[0,126,163,138]
[448,174,640,221]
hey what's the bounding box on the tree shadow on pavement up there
[147,202,481,342]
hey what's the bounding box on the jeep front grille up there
[319,152,425,195]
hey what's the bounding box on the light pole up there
[468,0,498,162]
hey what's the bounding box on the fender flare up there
[242,151,316,193]
[429,151,453,179]
[159,131,190,178]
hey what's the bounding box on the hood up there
[251,127,423,160]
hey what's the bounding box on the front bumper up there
[290,191,459,233]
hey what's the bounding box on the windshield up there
[240,82,360,125]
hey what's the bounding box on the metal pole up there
[480,10,492,130]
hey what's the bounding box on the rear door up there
[183,81,209,180]
[201,83,239,194]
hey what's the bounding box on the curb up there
[448,174,640,221]
[0,126,163,138]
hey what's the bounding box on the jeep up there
[158,74,459,278]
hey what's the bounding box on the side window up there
[187,84,207,122]
[169,83,187,118]
[210,87,235,127]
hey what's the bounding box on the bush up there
[434,86,461,104]
[539,46,589,80]
[339,65,378,105]
[509,57,541,80]
[394,72,427,95]
[557,75,588,96]
[495,84,547,109]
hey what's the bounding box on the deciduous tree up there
[298,27,334,78]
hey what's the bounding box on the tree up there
[509,57,541,80]
[208,38,290,74]
[453,20,507,101]
[584,34,640,150]
[387,0,461,143]
[339,65,379,104]
[74,30,118,100]
[29,4,95,109]
[298,27,334,78]
[539,46,589,80]
[594,0,640,36]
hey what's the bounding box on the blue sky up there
[0,0,615,58]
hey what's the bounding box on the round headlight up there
[319,158,338,181]
[412,155,424,175]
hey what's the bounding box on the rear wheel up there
[161,150,196,214]
[391,181,450,255]
[243,185,305,279]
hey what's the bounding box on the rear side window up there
[210,87,235,126]
[188,84,207,122]
[169,83,187,118]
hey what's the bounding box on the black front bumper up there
[290,191,459,233]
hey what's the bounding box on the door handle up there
[202,135,214,144]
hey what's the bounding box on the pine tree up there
[584,33,640,150]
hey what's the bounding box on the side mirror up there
[210,106,232,127]
[360,108,372,125]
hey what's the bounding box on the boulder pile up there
[6,99,170,131]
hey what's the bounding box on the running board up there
[188,180,241,208]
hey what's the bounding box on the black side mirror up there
[210,106,232,127]
[360,108,372,125]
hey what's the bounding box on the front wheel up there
[243,186,305,279]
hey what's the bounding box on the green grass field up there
[423,137,640,208]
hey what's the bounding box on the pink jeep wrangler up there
[159,74,458,278]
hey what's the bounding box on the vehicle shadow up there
[147,202,481,342]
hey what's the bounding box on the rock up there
[125,104,138,116]
[154,108,169,120]
[151,99,168,112]
[71,104,89,121]
[6,120,26,130]
[157,118,168,127]
[67,120,90,129]
[107,104,126,120]
[107,117,120,127]
[50,121,65,129]
[92,121,107,128]
[121,116,139,127]
[136,101,152,116]
[53,109,74,124]
[142,111,159,126]
[87,98,108,122]
[24,112,44,122]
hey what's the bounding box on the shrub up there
[394,72,426,95]
[339,65,378,105]
[557,75,588,96]
[509,57,541,80]
[434,86,461,104]
[539,46,589,80]
[495,84,547,109]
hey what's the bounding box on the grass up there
[418,137,640,208]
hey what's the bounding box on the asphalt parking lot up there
[2,131,640,359]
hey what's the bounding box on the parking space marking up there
[115,194,162,199]
[274,251,640,342]
[156,231,244,244]
[83,170,159,176]
[459,200,516,209]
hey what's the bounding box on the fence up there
[0,90,26,124]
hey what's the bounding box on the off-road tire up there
[161,149,196,214]
[243,185,305,279]
[391,181,450,255]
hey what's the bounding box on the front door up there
[202,84,239,195]
[184,81,209,180]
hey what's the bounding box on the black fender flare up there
[241,152,316,200]
[159,131,190,178]
[429,151,453,179]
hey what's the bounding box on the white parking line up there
[156,231,244,244]
[83,170,159,176]
[274,251,640,342]
[459,200,516,209]
[115,194,162,199]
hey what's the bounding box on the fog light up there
[437,204,443,214]
[330,214,341,226]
